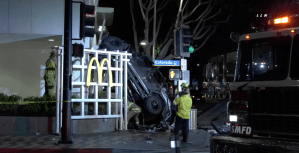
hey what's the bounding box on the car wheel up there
[143,95,163,116]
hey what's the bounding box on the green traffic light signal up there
[189,46,194,53]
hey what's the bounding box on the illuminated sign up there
[86,57,113,87]
[169,69,181,80]
[154,60,180,66]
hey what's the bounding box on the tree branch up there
[156,0,170,13]
[155,15,163,40]
[181,0,189,14]
[175,0,184,28]
[148,0,169,24]
[182,0,211,24]
[144,0,149,8]
[149,15,163,45]
[193,19,204,34]
[193,25,218,52]
[185,3,211,24]
[161,24,174,47]
[149,15,154,24]
[194,20,206,37]
[214,14,232,24]
[157,38,173,60]
[205,8,221,21]
[193,26,213,40]
[139,0,146,20]
[149,0,155,10]
[130,0,139,53]
[146,0,152,10]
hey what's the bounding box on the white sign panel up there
[181,59,187,70]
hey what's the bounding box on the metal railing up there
[56,48,131,132]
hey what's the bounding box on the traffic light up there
[72,44,84,58]
[174,24,194,57]
[169,69,181,80]
[80,3,96,39]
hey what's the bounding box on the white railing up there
[56,48,131,132]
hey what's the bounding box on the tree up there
[129,0,231,61]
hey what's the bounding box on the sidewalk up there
[0,129,211,153]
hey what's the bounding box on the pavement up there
[0,129,211,153]
[0,98,227,153]
[197,98,229,127]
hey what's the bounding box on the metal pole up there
[124,52,128,130]
[175,0,184,29]
[222,54,226,84]
[152,0,156,63]
[60,47,64,133]
[56,48,61,135]
[59,0,73,144]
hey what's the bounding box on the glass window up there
[235,36,291,81]
[290,34,299,80]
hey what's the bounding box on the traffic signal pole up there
[59,0,73,144]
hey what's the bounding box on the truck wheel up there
[143,96,163,116]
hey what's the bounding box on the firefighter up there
[123,101,142,129]
[173,83,192,142]
[44,51,56,97]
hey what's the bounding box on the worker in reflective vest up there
[173,83,192,142]
[44,51,56,97]
[123,101,142,129]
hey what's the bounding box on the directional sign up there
[154,60,180,66]
[181,59,187,70]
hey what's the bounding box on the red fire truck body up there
[210,15,299,153]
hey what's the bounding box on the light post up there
[152,0,157,63]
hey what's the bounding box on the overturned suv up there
[99,36,174,125]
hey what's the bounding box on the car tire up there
[143,95,163,116]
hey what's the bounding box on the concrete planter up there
[0,116,116,135]
[0,116,55,135]
[72,118,116,134]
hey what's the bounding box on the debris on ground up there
[208,129,219,137]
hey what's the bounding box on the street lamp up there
[140,40,151,46]
[140,40,147,46]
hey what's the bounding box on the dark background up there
[97,0,299,87]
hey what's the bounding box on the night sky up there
[97,0,299,85]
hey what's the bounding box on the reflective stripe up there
[171,141,176,148]
[173,100,177,105]
[127,103,134,109]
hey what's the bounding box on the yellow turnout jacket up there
[174,94,192,119]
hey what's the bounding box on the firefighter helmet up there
[182,87,190,94]
[181,83,189,88]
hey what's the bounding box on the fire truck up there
[210,14,299,152]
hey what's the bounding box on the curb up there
[0,148,112,153]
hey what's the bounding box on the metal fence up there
[56,48,131,132]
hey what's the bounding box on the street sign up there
[181,59,187,70]
[169,69,181,80]
[154,60,180,66]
